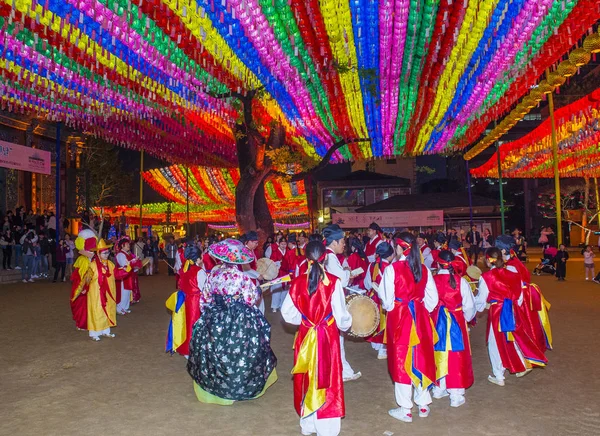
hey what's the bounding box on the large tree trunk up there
[234,93,280,245]
[253,181,274,255]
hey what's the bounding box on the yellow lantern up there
[583,32,600,54]
[538,80,555,94]
[547,71,566,87]
[557,60,577,77]
[569,47,591,67]
[529,88,543,102]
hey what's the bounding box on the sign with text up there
[332,210,444,228]
[0,140,51,175]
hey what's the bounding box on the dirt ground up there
[1,260,599,436]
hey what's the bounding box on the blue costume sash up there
[434,306,465,352]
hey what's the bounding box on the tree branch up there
[271,138,370,182]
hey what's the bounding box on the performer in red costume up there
[430,233,448,270]
[448,240,470,277]
[282,241,352,436]
[379,232,439,423]
[295,234,324,277]
[475,247,548,387]
[495,235,553,355]
[431,250,476,408]
[165,245,208,357]
[283,234,300,280]
[239,231,264,313]
[364,242,395,360]
[70,229,97,330]
[202,238,219,273]
[296,231,308,257]
[115,237,143,315]
[365,222,384,263]
[343,238,368,289]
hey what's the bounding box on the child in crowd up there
[554,244,569,281]
[583,245,595,281]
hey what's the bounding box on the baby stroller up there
[533,258,556,276]
[533,246,557,276]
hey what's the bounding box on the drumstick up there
[259,275,291,289]
[160,259,177,273]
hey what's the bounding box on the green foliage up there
[415,165,436,175]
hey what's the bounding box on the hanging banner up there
[0,140,51,175]
[332,210,444,228]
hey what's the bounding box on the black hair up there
[438,250,457,289]
[306,241,326,296]
[486,247,505,268]
[346,237,368,262]
[394,231,422,283]
[309,233,323,243]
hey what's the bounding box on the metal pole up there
[496,141,506,234]
[466,159,474,227]
[186,166,190,235]
[55,122,61,244]
[139,150,144,238]
[546,69,562,245]
[595,177,600,227]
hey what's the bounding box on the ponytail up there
[448,264,457,290]
[438,249,457,289]
[306,241,326,296]
[394,232,422,283]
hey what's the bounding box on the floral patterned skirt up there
[187,296,277,401]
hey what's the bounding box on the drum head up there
[256,258,279,281]
[466,265,482,280]
[346,294,380,338]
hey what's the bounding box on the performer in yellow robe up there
[87,239,120,341]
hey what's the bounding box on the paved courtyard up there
[1,260,599,436]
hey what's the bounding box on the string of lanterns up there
[0,1,595,164]
[470,88,600,179]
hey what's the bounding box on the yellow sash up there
[291,317,335,417]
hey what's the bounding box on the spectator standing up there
[1,230,15,269]
[151,236,160,274]
[65,233,75,279]
[466,225,483,264]
[538,227,550,247]
[583,245,595,281]
[39,233,51,278]
[13,226,23,269]
[118,212,127,237]
[554,244,569,281]
[47,212,57,239]
[134,237,145,261]
[32,239,42,279]
[546,227,556,248]
[2,216,11,233]
[53,238,69,282]
[20,230,37,282]
[143,238,154,275]
[24,209,36,229]
[165,237,177,276]
[13,207,24,230]
[482,228,494,250]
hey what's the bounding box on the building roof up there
[356,192,499,213]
